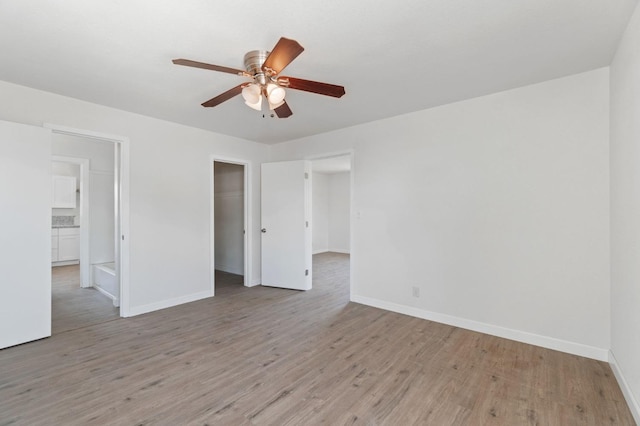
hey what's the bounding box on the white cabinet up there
[58,228,80,261]
[51,229,59,261]
[52,175,77,208]
[52,227,80,264]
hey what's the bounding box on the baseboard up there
[328,248,350,254]
[351,295,609,361]
[126,290,213,317]
[93,285,116,302]
[52,260,80,267]
[313,249,350,255]
[214,263,243,276]
[609,350,640,424]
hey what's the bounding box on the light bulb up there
[266,83,286,105]
[241,84,261,104]
[268,99,285,110]
[245,96,262,111]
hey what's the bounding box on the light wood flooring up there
[51,264,120,334]
[0,253,634,425]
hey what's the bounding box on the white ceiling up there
[0,1,636,144]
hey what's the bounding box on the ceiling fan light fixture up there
[173,37,346,118]
[268,99,285,110]
[241,83,261,104]
[245,96,262,111]
[266,83,286,105]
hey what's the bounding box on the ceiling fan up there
[173,37,346,118]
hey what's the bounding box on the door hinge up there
[305,269,309,276]
[305,221,309,228]
[304,172,309,179]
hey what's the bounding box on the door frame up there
[45,123,131,317]
[51,155,91,288]
[210,155,252,295]
[306,150,355,298]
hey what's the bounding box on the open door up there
[0,120,52,348]
[261,160,312,290]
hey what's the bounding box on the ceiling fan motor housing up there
[244,50,270,84]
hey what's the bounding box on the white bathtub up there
[93,262,119,307]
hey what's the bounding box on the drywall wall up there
[89,170,115,264]
[610,1,640,421]
[0,80,269,315]
[312,171,350,254]
[312,172,329,254]
[328,172,350,253]
[214,161,244,275]
[53,134,114,170]
[271,68,610,359]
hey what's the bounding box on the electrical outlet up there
[412,286,420,298]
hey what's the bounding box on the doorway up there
[47,124,130,319]
[50,133,121,333]
[212,159,249,294]
[310,154,352,295]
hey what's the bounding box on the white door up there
[261,160,312,290]
[0,120,52,349]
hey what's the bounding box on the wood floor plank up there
[51,264,120,334]
[0,253,635,425]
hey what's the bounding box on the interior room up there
[311,155,351,295]
[311,155,351,256]
[1,1,640,424]
[213,160,246,291]
[50,133,120,332]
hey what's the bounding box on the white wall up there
[53,134,114,170]
[272,68,611,360]
[312,171,350,254]
[214,162,244,275]
[0,80,269,315]
[328,172,350,253]
[89,171,115,264]
[610,1,640,421]
[312,172,329,254]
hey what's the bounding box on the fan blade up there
[274,101,293,118]
[173,59,246,76]
[201,84,244,107]
[279,77,345,98]
[262,38,304,75]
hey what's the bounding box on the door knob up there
[261,228,267,233]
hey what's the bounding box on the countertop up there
[52,225,80,229]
